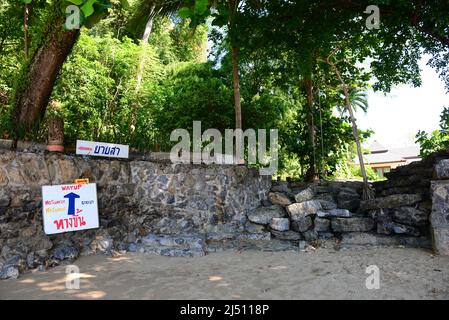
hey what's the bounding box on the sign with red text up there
[42,183,99,235]
[76,140,129,158]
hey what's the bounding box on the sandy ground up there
[1,247,449,300]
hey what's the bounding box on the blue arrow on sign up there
[64,192,80,216]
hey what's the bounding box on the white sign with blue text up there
[76,140,129,158]
[42,183,99,235]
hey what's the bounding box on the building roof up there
[368,140,388,154]
[389,146,421,159]
[363,142,421,165]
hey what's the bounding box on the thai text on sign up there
[41,183,99,235]
[76,140,129,158]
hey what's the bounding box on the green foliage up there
[2,0,448,180]
[179,0,211,27]
[48,31,163,147]
[62,0,112,29]
[348,164,380,182]
[416,107,449,158]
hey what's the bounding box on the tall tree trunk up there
[12,12,79,138]
[135,5,156,94]
[304,77,318,182]
[231,46,242,129]
[329,60,374,200]
[130,5,156,137]
[24,3,29,60]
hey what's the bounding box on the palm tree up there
[128,0,184,92]
[127,0,184,137]
[228,0,242,130]
[336,87,369,116]
[325,55,374,200]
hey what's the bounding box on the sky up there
[355,57,449,149]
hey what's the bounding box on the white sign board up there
[42,183,99,235]
[76,140,129,158]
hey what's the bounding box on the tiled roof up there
[364,151,406,164]
[363,143,421,165]
[389,146,421,159]
[368,140,388,153]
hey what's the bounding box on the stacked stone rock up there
[248,180,374,242]
[430,158,449,255]
[369,152,449,240]
[247,178,434,247]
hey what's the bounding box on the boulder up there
[392,207,428,226]
[331,217,375,232]
[337,199,361,211]
[337,189,360,211]
[270,230,301,241]
[0,189,10,207]
[303,230,319,242]
[247,205,286,225]
[270,183,292,194]
[435,159,449,180]
[206,232,235,242]
[237,232,271,241]
[268,192,292,206]
[261,199,272,207]
[328,209,352,218]
[318,200,338,210]
[0,265,19,280]
[245,221,266,233]
[337,189,359,200]
[158,235,205,249]
[340,232,431,248]
[377,220,420,236]
[314,218,331,232]
[316,209,351,218]
[286,200,322,220]
[317,232,334,240]
[315,193,334,202]
[141,234,207,257]
[432,228,449,255]
[89,236,114,253]
[156,247,205,258]
[430,181,449,255]
[291,216,313,233]
[317,211,330,218]
[270,218,290,232]
[314,185,330,194]
[391,223,420,236]
[360,194,422,211]
[294,187,315,203]
[51,245,79,261]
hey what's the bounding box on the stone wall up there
[430,158,449,255]
[247,152,449,250]
[0,149,270,279]
[2,148,449,280]
[248,179,432,248]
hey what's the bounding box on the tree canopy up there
[0,0,447,180]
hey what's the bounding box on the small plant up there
[416,106,449,158]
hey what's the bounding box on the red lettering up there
[60,185,82,191]
[53,219,64,230]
